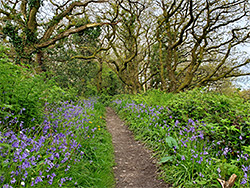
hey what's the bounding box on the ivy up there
[2,22,24,53]
[24,27,38,43]
[2,21,39,64]
[28,0,43,8]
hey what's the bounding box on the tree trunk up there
[36,50,46,72]
[97,61,103,93]
[159,41,166,91]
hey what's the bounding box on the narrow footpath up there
[106,107,169,188]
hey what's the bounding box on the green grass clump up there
[67,101,115,188]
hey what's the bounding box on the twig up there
[217,174,237,188]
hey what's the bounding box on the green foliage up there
[111,89,250,187]
[158,156,174,164]
[28,0,43,8]
[0,47,77,130]
[0,100,115,187]
[45,58,99,96]
[2,22,24,54]
[0,61,43,128]
[130,88,250,152]
[75,17,101,40]
[0,45,9,63]
[165,136,179,150]
[73,103,115,187]
[97,93,113,106]
[45,40,123,97]
[101,69,123,96]
[0,43,115,186]
[44,23,103,97]
[44,84,77,104]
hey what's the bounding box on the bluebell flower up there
[10,178,16,184]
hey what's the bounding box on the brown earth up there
[106,107,170,188]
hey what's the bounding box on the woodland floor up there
[106,107,170,188]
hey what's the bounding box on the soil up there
[106,107,170,188]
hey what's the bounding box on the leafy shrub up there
[0,45,9,63]
[0,47,77,130]
[0,61,44,129]
[97,93,113,106]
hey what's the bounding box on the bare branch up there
[37,23,103,49]
[41,0,108,41]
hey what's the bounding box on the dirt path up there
[106,107,169,188]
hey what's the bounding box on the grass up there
[68,102,115,188]
[2,87,249,187]
[0,99,115,188]
[111,89,250,187]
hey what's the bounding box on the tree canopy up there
[0,0,108,68]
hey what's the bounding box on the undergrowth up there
[0,99,115,188]
[111,89,250,187]
[0,49,115,188]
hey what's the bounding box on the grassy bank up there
[0,99,115,188]
[111,89,250,187]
